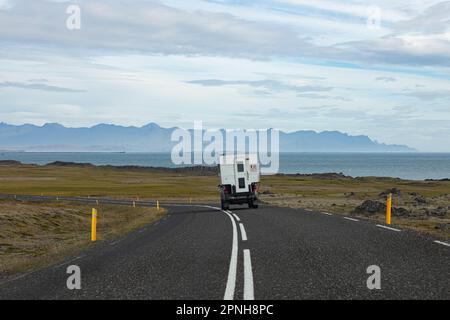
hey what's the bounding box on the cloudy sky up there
[1,0,450,151]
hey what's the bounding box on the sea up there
[0,152,449,181]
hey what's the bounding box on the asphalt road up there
[0,194,449,300]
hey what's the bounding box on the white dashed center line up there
[233,214,241,222]
[239,223,248,241]
[243,249,254,300]
[344,217,359,222]
[434,240,450,247]
[376,225,401,232]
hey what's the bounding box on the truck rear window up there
[238,178,245,189]
[237,163,244,172]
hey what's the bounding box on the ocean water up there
[0,152,449,180]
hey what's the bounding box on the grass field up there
[0,161,449,261]
[0,163,219,201]
[0,199,164,278]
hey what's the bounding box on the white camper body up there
[218,154,260,210]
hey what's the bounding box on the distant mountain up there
[279,130,414,152]
[0,122,414,152]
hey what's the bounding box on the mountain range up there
[0,122,414,152]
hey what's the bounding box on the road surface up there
[0,195,449,300]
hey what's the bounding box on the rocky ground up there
[260,178,450,239]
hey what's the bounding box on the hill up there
[0,122,414,152]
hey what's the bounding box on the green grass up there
[0,164,219,200]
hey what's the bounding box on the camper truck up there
[218,154,260,210]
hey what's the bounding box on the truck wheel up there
[252,203,259,209]
[248,199,254,209]
[221,200,229,211]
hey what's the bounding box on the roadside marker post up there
[157,201,160,211]
[386,193,392,225]
[91,208,98,242]
[96,199,99,206]
[133,201,136,208]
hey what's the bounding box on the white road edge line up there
[239,223,248,241]
[0,271,37,287]
[344,217,359,222]
[376,225,401,232]
[233,214,241,222]
[434,240,450,247]
[222,210,239,301]
[0,255,84,287]
[53,256,83,269]
[323,212,333,216]
[243,249,255,300]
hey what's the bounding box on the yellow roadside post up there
[386,193,392,225]
[189,198,192,205]
[91,208,98,242]
[133,201,136,208]
[157,200,160,211]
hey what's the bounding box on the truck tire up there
[221,200,229,211]
[248,197,259,209]
[220,190,229,210]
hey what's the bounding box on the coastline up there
[1,159,449,181]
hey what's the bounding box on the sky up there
[0,0,450,151]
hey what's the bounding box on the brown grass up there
[0,199,165,278]
[0,162,448,252]
[259,175,450,239]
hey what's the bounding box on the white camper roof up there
[219,154,259,165]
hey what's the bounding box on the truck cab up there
[218,154,260,210]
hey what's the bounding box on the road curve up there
[0,194,449,300]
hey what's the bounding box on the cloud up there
[186,79,333,95]
[297,93,351,101]
[0,0,323,60]
[375,77,396,82]
[401,89,450,101]
[0,0,11,10]
[338,34,450,67]
[1,0,450,151]
[336,2,450,67]
[234,106,324,120]
[277,0,407,22]
[0,81,84,93]
[1,0,449,69]
[394,2,450,34]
